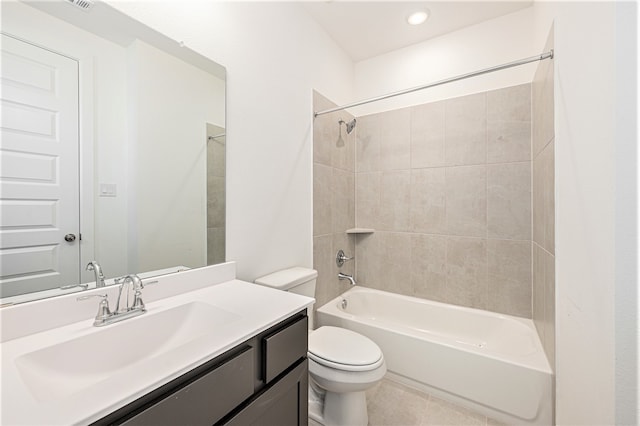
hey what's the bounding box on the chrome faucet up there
[77,274,157,327]
[114,274,142,313]
[338,272,357,286]
[86,261,106,288]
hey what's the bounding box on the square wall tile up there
[445,165,487,238]
[445,236,488,310]
[487,84,532,123]
[487,162,531,240]
[331,168,355,233]
[542,140,555,255]
[533,152,544,245]
[410,168,446,234]
[313,234,333,309]
[411,100,445,168]
[356,113,381,172]
[356,172,381,229]
[543,248,556,369]
[411,234,447,302]
[532,61,554,156]
[313,163,332,236]
[487,120,531,164]
[380,171,411,231]
[378,232,412,296]
[445,92,486,166]
[313,91,337,167]
[379,107,411,171]
[487,239,532,318]
[207,176,225,228]
[487,84,531,164]
[532,242,545,339]
[207,227,225,265]
[355,232,380,289]
[207,126,225,178]
[532,29,554,157]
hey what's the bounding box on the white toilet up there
[255,267,386,426]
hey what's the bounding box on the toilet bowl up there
[254,267,386,426]
[308,326,386,426]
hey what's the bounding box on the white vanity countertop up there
[0,279,314,425]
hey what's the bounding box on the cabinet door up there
[223,359,308,426]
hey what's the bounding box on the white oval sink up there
[14,302,240,402]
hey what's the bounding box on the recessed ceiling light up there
[407,10,429,26]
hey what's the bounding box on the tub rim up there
[317,286,553,375]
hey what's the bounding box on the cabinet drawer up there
[121,346,255,426]
[263,315,307,383]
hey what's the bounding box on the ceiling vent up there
[65,0,95,12]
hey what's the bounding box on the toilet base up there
[324,390,368,426]
[308,382,325,424]
[307,383,369,426]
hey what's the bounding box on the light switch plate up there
[99,183,117,197]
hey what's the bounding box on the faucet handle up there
[139,279,158,289]
[77,293,108,301]
[336,249,354,267]
[60,283,89,291]
[130,279,157,311]
[77,294,112,324]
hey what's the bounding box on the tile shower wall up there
[355,84,533,318]
[532,27,555,368]
[313,91,356,310]
[207,123,226,265]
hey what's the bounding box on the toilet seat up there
[309,326,384,372]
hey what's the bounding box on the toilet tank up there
[255,267,318,329]
[254,267,317,298]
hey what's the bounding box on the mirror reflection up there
[0,0,226,304]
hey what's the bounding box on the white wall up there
[107,1,354,281]
[614,4,639,423]
[352,6,538,116]
[128,39,224,273]
[1,1,131,281]
[531,2,636,424]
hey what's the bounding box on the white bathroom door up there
[0,34,81,298]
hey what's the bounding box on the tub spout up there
[338,272,357,286]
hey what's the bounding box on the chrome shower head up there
[339,118,357,134]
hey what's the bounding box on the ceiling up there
[302,1,533,62]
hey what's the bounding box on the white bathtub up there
[316,287,553,425]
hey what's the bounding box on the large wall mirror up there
[0,0,226,304]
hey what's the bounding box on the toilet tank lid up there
[254,267,318,290]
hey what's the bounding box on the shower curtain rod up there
[314,50,554,117]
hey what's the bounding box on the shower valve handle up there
[336,249,354,267]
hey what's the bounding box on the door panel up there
[0,34,80,298]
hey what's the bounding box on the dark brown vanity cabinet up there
[94,311,309,426]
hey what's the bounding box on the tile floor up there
[309,378,505,426]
